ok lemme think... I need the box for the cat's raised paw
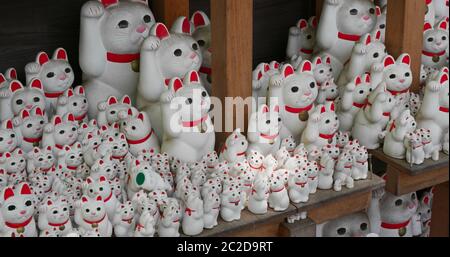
[81,1,105,18]
[142,37,161,51]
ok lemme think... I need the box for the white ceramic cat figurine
[333,150,354,191]
[404,131,426,165]
[220,185,243,222]
[0,79,47,123]
[42,114,78,152]
[0,120,19,155]
[252,61,281,107]
[14,107,45,153]
[268,62,318,142]
[56,143,84,178]
[38,196,73,237]
[371,6,386,42]
[316,79,339,105]
[381,109,417,159]
[203,190,220,229]
[83,176,119,221]
[56,86,89,123]
[112,201,135,237]
[120,109,160,156]
[0,68,18,122]
[368,188,421,237]
[158,198,182,237]
[317,154,335,190]
[220,128,248,164]
[416,68,449,149]
[337,31,386,87]
[318,211,372,237]
[134,210,155,237]
[137,20,203,141]
[352,82,396,149]
[248,176,270,215]
[287,17,317,60]
[268,174,289,211]
[311,55,333,88]
[0,183,37,237]
[74,195,113,237]
[417,190,433,237]
[288,167,310,203]
[281,136,297,156]
[25,48,74,114]
[0,149,27,185]
[80,0,155,118]
[247,150,265,175]
[316,0,377,77]
[306,161,319,193]
[160,74,214,163]
[182,191,204,236]
[301,102,339,153]
[247,105,282,156]
[422,21,449,69]
[97,95,136,127]
[191,11,212,94]
[26,146,56,176]
[351,145,369,180]
[371,54,412,98]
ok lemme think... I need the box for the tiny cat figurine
[220,129,248,164]
[371,54,413,97]
[337,32,386,87]
[268,62,318,142]
[301,102,339,153]
[246,150,265,175]
[80,0,155,118]
[306,161,319,193]
[0,183,37,237]
[83,176,119,221]
[315,0,377,77]
[351,145,369,180]
[137,19,203,141]
[119,109,160,156]
[160,74,215,163]
[268,174,289,211]
[56,86,89,123]
[334,131,350,149]
[74,195,113,237]
[417,189,434,237]
[220,185,243,222]
[26,146,56,176]
[203,190,220,229]
[316,79,339,105]
[281,136,297,156]
[248,176,270,214]
[333,150,354,191]
[0,149,27,185]
[0,68,18,122]
[288,167,310,203]
[191,11,212,94]
[38,196,73,237]
[134,210,155,237]
[25,48,74,114]
[317,153,336,190]
[42,114,78,152]
[352,82,396,149]
[381,109,417,159]
[90,154,117,180]
[371,6,386,42]
[0,120,19,155]
[404,131,426,165]
[368,188,421,237]
[422,20,449,70]
[416,67,449,149]
[0,79,47,123]
[318,212,371,237]
[112,201,136,237]
[158,198,182,237]
[55,143,84,178]
[311,56,333,88]
[286,17,317,60]
[14,107,45,153]
[203,151,219,174]
[336,75,373,132]
[247,105,282,156]
[182,191,204,236]
[127,159,169,199]
[252,61,281,107]
[97,95,136,127]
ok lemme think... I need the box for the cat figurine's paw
[354,43,367,55]
[24,62,41,75]
[81,1,105,18]
[326,0,341,6]
[142,36,161,52]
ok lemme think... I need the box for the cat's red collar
[74,113,87,122]
[440,106,449,113]
[127,130,154,145]
[260,132,279,140]
[83,214,106,226]
[229,200,240,206]
[381,219,410,229]
[249,163,263,171]
[185,208,196,216]
[319,133,335,140]
[106,52,140,63]
[5,216,33,229]
[338,32,361,42]
[23,136,42,144]
[103,192,113,203]
[285,104,313,114]
[300,48,313,55]
[122,217,133,224]
[389,122,396,132]
[270,186,285,193]
[388,88,410,96]
[353,101,366,108]
[295,181,307,187]
[182,115,208,128]
[422,50,446,57]
[48,219,69,228]
[45,91,65,98]
[55,142,75,150]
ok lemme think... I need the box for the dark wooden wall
[0,0,314,85]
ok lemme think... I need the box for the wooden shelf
[186,175,385,237]
[371,149,449,195]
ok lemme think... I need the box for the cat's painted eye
[73,102,78,107]
[25,200,32,207]
[306,35,312,40]
[53,210,58,214]
[266,120,271,125]
[85,209,90,213]
[411,193,416,200]
[291,86,299,93]
[380,24,386,29]
[360,223,368,231]
[33,97,40,102]
[395,199,403,206]
[310,82,315,89]
[389,74,396,79]
[185,98,193,105]
[131,126,136,130]
[359,90,364,94]
[0,137,3,142]
[369,8,375,14]
[65,68,71,74]
[59,130,65,134]
[118,20,129,29]
[27,124,33,128]
[47,72,55,78]
[349,9,358,15]
[319,70,324,74]
[38,158,44,161]
[143,15,152,23]
[174,49,183,57]
[202,91,207,97]
[10,134,15,138]
[405,72,410,77]
[198,40,206,47]
[7,205,16,211]
[15,99,23,105]
[442,36,447,41]
[427,37,434,42]
[373,52,379,58]
[192,43,199,51]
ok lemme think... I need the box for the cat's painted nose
[190,53,197,59]
[20,210,26,215]
[59,74,67,81]
[136,25,147,34]
[362,15,370,21]
[399,79,406,83]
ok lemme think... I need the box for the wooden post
[151,0,190,28]
[431,182,449,237]
[316,0,324,18]
[385,0,426,93]
[211,0,253,149]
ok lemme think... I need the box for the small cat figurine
[333,150,354,192]
[248,176,270,215]
[220,185,243,222]
[74,195,113,237]
[0,183,37,237]
[422,21,449,69]
[14,107,45,153]
[80,0,155,118]
[25,48,74,114]
[286,17,317,60]
[97,95,136,127]
[381,109,417,159]
[404,131,425,165]
[318,212,371,237]
[42,114,78,152]
[56,143,84,178]
[288,167,310,203]
[316,79,339,105]
[252,61,281,107]
[0,120,19,155]
[112,201,136,237]
[0,149,27,185]
[83,176,119,221]
[182,191,204,236]
[137,19,203,141]
[371,54,412,97]
[268,174,289,211]
[26,146,56,176]
[351,145,369,180]
[56,86,89,123]
[38,196,73,237]
[157,198,182,237]
[247,105,282,156]
[203,190,220,229]
[219,129,248,164]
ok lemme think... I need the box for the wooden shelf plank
[279,218,317,237]
[190,175,384,237]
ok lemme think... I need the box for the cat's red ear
[21,110,30,119]
[138,112,144,122]
[135,160,140,166]
[375,30,381,41]
[383,55,395,67]
[282,64,295,78]
[297,19,308,30]
[171,78,183,92]
[99,176,106,182]
[5,120,13,130]
[264,64,270,72]
[64,145,71,152]
[364,74,371,83]
[54,116,62,125]
[423,196,430,205]
[440,73,449,85]
[100,0,119,8]
[47,200,53,206]
[399,54,410,66]
[96,195,103,202]
[438,20,448,31]
[152,23,170,40]
[171,16,192,35]
[9,81,23,93]
[76,86,85,95]
[261,105,269,113]
[274,105,280,113]
[0,73,5,84]
[20,183,32,195]
[30,79,43,90]
[127,108,133,116]
[46,146,52,151]
[67,89,74,97]
[81,196,88,203]
[310,16,318,28]
[191,11,210,28]
[67,113,75,122]
[314,57,322,66]
[37,52,50,65]
[257,71,263,81]
[325,56,331,65]
[122,95,131,105]
[54,48,68,61]
[3,187,14,201]
[7,68,17,80]
[188,70,200,83]
[423,22,433,32]
[299,60,312,73]
[376,6,381,16]
[329,102,335,112]
[107,96,118,106]
[321,106,326,113]
[364,34,371,46]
